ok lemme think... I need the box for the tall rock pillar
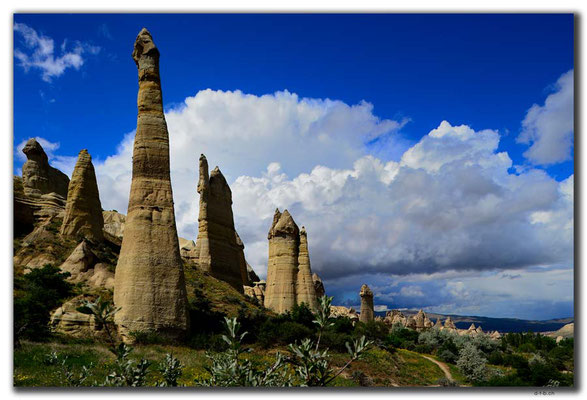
[296,227,318,310]
[113,28,188,341]
[359,284,374,323]
[60,149,104,242]
[194,154,244,292]
[264,209,299,313]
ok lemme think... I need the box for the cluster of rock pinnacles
[14,28,502,343]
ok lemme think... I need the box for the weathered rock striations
[21,138,69,199]
[359,284,374,323]
[113,28,188,341]
[60,150,104,242]
[296,227,318,310]
[264,209,300,313]
[193,154,244,292]
[313,273,325,299]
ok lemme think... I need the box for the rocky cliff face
[296,227,318,310]
[21,138,69,199]
[60,150,104,242]
[113,28,188,341]
[359,284,374,323]
[193,154,244,292]
[265,209,300,313]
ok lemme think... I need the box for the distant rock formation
[406,315,417,329]
[444,317,457,330]
[265,209,300,313]
[330,306,359,322]
[193,154,244,292]
[313,273,325,299]
[359,284,374,323]
[113,28,188,341]
[383,310,407,327]
[60,150,104,242]
[296,227,318,310]
[434,318,443,329]
[21,138,70,199]
[490,330,502,340]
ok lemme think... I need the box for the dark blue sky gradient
[14,13,574,179]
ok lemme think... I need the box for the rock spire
[60,149,104,242]
[21,138,70,199]
[296,227,318,310]
[359,284,374,323]
[264,209,300,313]
[193,154,244,292]
[113,28,188,341]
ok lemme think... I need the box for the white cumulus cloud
[518,70,574,165]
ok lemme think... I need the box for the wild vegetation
[13,261,573,387]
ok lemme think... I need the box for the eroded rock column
[296,227,318,310]
[194,154,244,292]
[359,284,374,323]
[60,150,104,242]
[113,28,188,341]
[264,209,299,313]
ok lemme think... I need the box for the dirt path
[421,355,453,382]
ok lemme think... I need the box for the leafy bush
[457,343,488,383]
[14,264,74,343]
[438,349,458,364]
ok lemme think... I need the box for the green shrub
[129,330,166,345]
[14,264,74,343]
[457,343,488,383]
[438,349,458,364]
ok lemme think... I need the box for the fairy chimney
[113,28,189,341]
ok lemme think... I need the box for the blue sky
[13,14,574,320]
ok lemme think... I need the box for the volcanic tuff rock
[264,210,320,312]
[359,284,374,323]
[60,150,104,242]
[313,273,325,299]
[296,227,318,310]
[444,317,457,330]
[434,318,443,329]
[113,28,188,341]
[21,138,69,199]
[330,306,359,322]
[193,154,244,292]
[50,295,111,339]
[59,240,115,290]
[103,210,126,239]
[265,209,300,313]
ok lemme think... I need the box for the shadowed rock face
[312,273,325,299]
[265,209,300,313]
[194,154,244,292]
[296,227,318,310]
[60,150,104,242]
[113,28,188,341]
[359,284,374,323]
[21,138,70,199]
